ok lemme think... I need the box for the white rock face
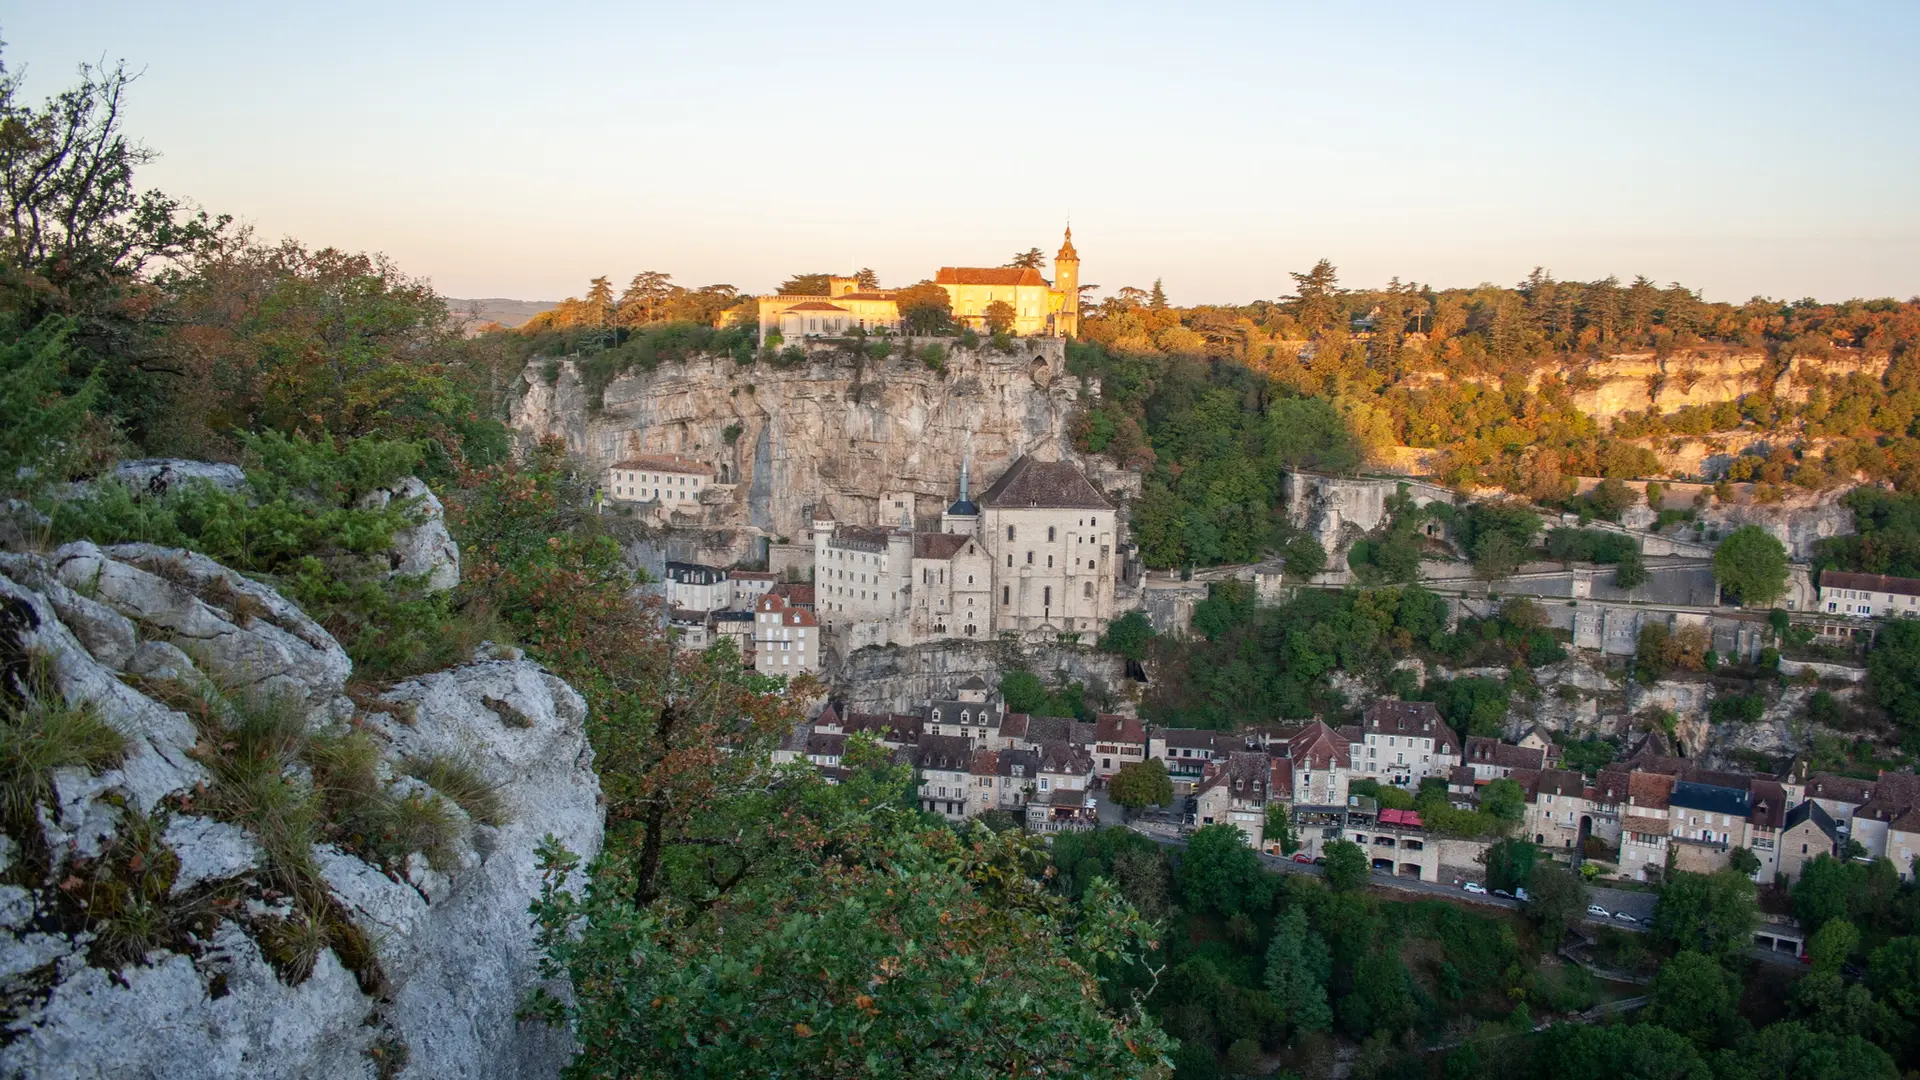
[0,545,603,1080]
[360,476,462,593]
[114,458,248,496]
[511,344,1138,541]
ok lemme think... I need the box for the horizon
[6,2,1918,306]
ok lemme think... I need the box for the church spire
[1056,225,1077,262]
[958,447,971,503]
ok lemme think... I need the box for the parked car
[1312,856,1326,866]
[1587,904,1611,919]
[1492,888,1514,899]
[1515,887,1531,902]
[1292,853,1312,864]
[1463,882,1487,894]
[1613,912,1637,924]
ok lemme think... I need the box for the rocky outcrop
[837,637,1130,714]
[511,342,1138,542]
[0,542,601,1079]
[114,459,248,496]
[359,477,461,593]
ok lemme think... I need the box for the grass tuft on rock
[0,653,128,845]
[401,753,506,827]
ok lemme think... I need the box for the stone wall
[835,637,1131,714]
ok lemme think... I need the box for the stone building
[1357,700,1461,788]
[605,453,714,513]
[755,229,1083,340]
[664,561,730,612]
[753,593,818,677]
[976,456,1118,637]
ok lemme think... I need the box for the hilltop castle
[757,227,1081,341]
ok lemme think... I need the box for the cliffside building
[755,229,1084,341]
[811,453,1118,648]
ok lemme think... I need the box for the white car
[1587,904,1611,919]
[1515,887,1531,902]
[1462,882,1487,894]
[1613,912,1638,924]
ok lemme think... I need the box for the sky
[5,2,1918,306]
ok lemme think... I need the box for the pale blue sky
[5,2,1916,305]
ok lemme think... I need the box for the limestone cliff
[510,340,1138,543]
[0,540,600,1079]
[837,638,1131,714]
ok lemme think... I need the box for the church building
[756,228,1082,341]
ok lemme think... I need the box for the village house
[1778,800,1841,881]
[752,593,818,677]
[1091,714,1148,777]
[1358,700,1461,788]
[1196,751,1274,847]
[604,454,714,516]
[1619,771,1677,880]
[1818,571,1920,618]
[663,561,730,612]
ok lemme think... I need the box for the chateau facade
[812,453,1118,646]
[757,228,1082,341]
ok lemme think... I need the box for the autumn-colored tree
[984,299,1016,335]
[616,270,674,326]
[896,280,953,335]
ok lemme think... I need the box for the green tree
[0,317,95,494]
[1728,845,1762,877]
[1286,259,1343,335]
[1109,758,1173,812]
[999,670,1050,714]
[1806,918,1859,974]
[1644,950,1740,1047]
[1652,869,1757,961]
[530,802,1172,1077]
[1792,856,1859,934]
[1099,610,1155,661]
[895,280,954,335]
[1264,804,1298,853]
[1525,863,1587,948]
[1149,279,1169,309]
[1281,534,1328,579]
[854,267,879,289]
[1322,838,1369,892]
[1714,525,1790,606]
[1007,248,1045,270]
[1613,547,1649,589]
[1715,1021,1898,1080]
[1482,838,1536,892]
[1528,1022,1708,1080]
[1868,619,1920,736]
[1179,823,1271,916]
[776,272,832,295]
[1480,778,1527,827]
[1263,906,1333,1037]
[984,300,1016,335]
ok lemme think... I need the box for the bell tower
[1053,226,1080,339]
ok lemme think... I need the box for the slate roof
[1362,700,1459,753]
[1748,779,1788,829]
[1047,788,1090,808]
[1465,737,1546,772]
[1537,769,1585,798]
[1025,715,1075,744]
[913,532,973,560]
[958,675,989,690]
[665,561,727,584]
[916,734,975,772]
[1786,799,1840,843]
[1806,774,1877,805]
[843,711,921,742]
[1036,741,1093,776]
[934,266,1049,287]
[1821,571,1920,597]
[1200,751,1272,798]
[997,747,1040,778]
[977,456,1112,511]
[1449,765,1478,788]
[806,732,847,758]
[929,698,1003,729]
[1671,779,1752,817]
[828,523,892,549]
[1159,727,1226,751]
[1856,772,1920,822]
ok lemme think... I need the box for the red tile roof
[1822,571,1920,597]
[934,266,1049,287]
[1095,714,1146,744]
[1288,721,1351,771]
[913,532,973,560]
[1627,771,1675,810]
[783,300,850,312]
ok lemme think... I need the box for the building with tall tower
[754,227,1084,341]
[1052,227,1080,339]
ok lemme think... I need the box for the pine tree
[1148,279,1168,309]
[1264,906,1333,1037]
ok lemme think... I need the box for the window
[1083,582,1093,598]
[1006,526,1015,541]
[1047,526,1056,541]
[1002,586,1010,604]
[1046,555,1053,568]
[1026,551,1034,565]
